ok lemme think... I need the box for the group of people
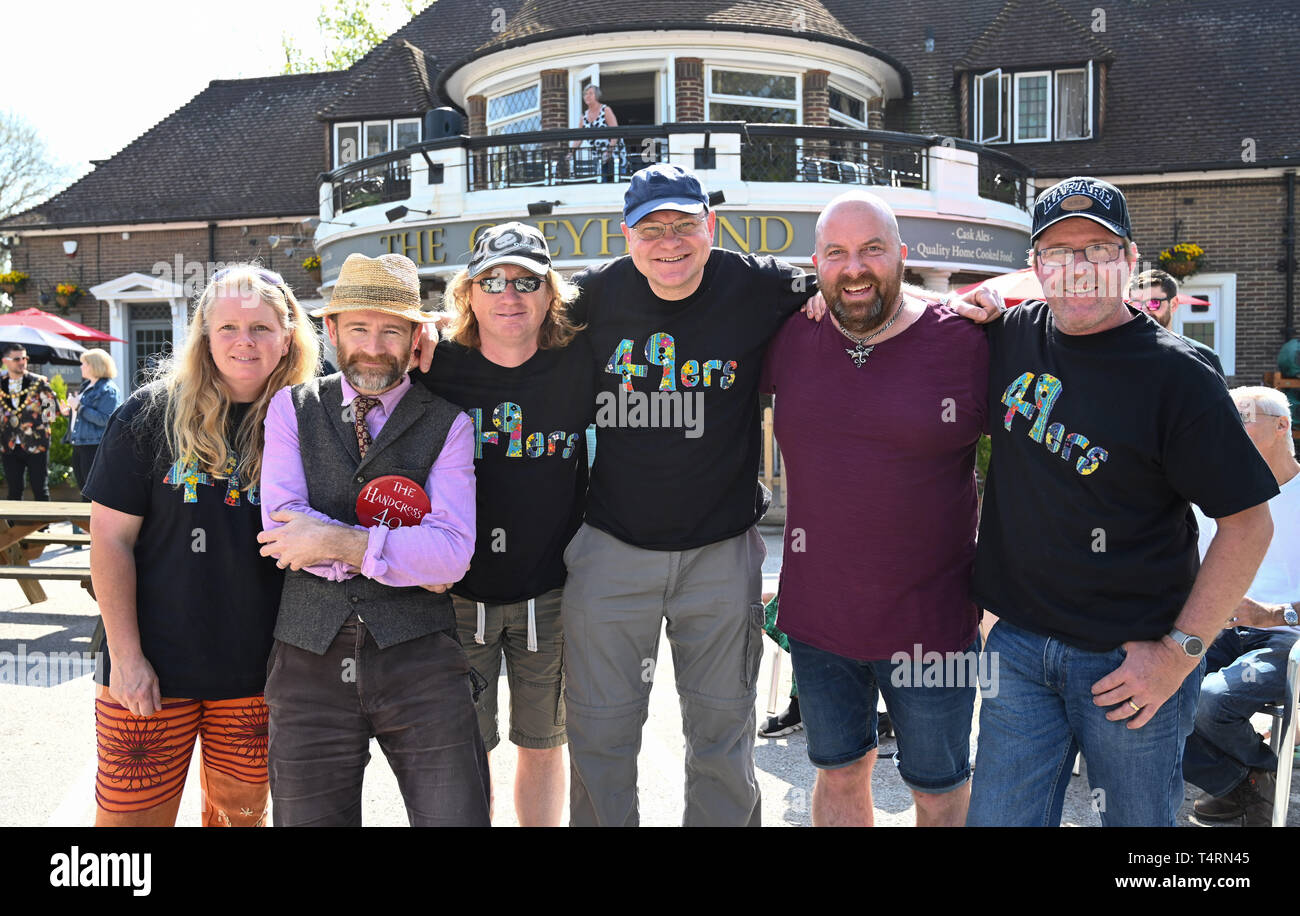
[84,161,1293,828]
[0,341,120,502]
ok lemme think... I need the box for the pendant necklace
[836,298,905,368]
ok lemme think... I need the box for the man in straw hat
[257,252,488,826]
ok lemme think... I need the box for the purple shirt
[261,374,476,588]
[761,300,989,659]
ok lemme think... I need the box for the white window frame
[486,80,542,135]
[974,69,1009,144]
[705,65,801,124]
[334,122,362,166]
[827,82,869,129]
[1053,63,1092,141]
[1174,272,1237,377]
[363,120,392,158]
[393,118,422,148]
[1013,71,1052,143]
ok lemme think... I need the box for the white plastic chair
[1269,639,1300,826]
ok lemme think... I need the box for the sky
[7,0,422,192]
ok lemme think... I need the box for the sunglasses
[477,276,543,294]
[212,267,286,287]
[1136,297,1170,311]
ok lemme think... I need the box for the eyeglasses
[477,276,543,294]
[1034,243,1124,268]
[630,216,707,242]
[212,266,286,287]
[4,355,27,362]
[1240,408,1283,424]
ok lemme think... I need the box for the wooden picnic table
[0,500,93,604]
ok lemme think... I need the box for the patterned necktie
[353,396,381,460]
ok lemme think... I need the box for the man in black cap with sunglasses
[967,176,1277,826]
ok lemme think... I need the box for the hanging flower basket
[1158,243,1204,279]
[54,283,83,313]
[302,254,322,285]
[0,271,29,295]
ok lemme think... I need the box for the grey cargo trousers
[561,522,767,826]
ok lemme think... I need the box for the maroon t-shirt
[762,300,989,659]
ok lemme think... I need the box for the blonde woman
[60,348,122,498]
[84,265,319,827]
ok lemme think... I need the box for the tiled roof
[955,0,1113,72]
[6,0,1295,230]
[2,71,348,229]
[316,40,433,120]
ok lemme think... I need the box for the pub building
[1,0,1295,392]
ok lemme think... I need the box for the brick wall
[466,95,486,137]
[803,70,829,126]
[540,69,568,131]
[676,58,704,121]
[3,221,322,335]
[1121,177,1289,387]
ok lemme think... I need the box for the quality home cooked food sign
[319,212,1027,280]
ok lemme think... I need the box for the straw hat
[310,253,437,323]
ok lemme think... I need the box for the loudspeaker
[424,107,465,138]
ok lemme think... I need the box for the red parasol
[0,307,125,342]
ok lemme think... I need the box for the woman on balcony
[84,265,319,827]
[572,84,621,182]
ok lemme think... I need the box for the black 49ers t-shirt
[414,338,594,603]
[84,387,284,699]
[973,301,1278,651]
[571,249,812,549]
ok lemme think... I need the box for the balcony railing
[465,126,670,191]
[321,123,1034,212]
[741,125,929,188]
[325,148,413,213]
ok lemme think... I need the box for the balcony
[315,122,1034,284]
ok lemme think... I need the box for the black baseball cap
[467,222,551,278]
[1031,176,1132,243]
[623,164,709,227]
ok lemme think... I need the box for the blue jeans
[1182,626,1299,797]
[968,619,1202,826]
[788,636,977,794]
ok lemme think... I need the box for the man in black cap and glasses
[967,176,1277,826]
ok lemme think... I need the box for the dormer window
[975,63,1093,144]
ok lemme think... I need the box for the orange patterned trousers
[94,685,269,827]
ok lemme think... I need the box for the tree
[282,0,434,74]
[0,111,71,221]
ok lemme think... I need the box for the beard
[825,261,905,335]
[339,345,407,393]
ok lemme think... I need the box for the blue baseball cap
[623,164,709,228]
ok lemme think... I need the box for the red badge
[355,475,431,528]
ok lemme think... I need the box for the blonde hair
[147,265,320,489]
[80,348,117,379]
[441,267,584,350]
[1232,385,1295,457]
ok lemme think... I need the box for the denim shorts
[788,635,978,794]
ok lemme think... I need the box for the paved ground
[2,524,1295,827]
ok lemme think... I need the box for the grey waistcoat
[273,374,464,654]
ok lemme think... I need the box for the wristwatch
[1281,605,1299,627]
[1168,627,1207,659]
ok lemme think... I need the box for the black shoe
[759,698,802,737]
[1193,769,1275,826]
[878,709,893,738]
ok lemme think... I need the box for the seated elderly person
[1186,385,1300,825]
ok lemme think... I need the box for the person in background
[0,343,58,500]
[570,84,621,183]
[61,348,122,499]
[1129,268,1224,379]
[85,265,319,827]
